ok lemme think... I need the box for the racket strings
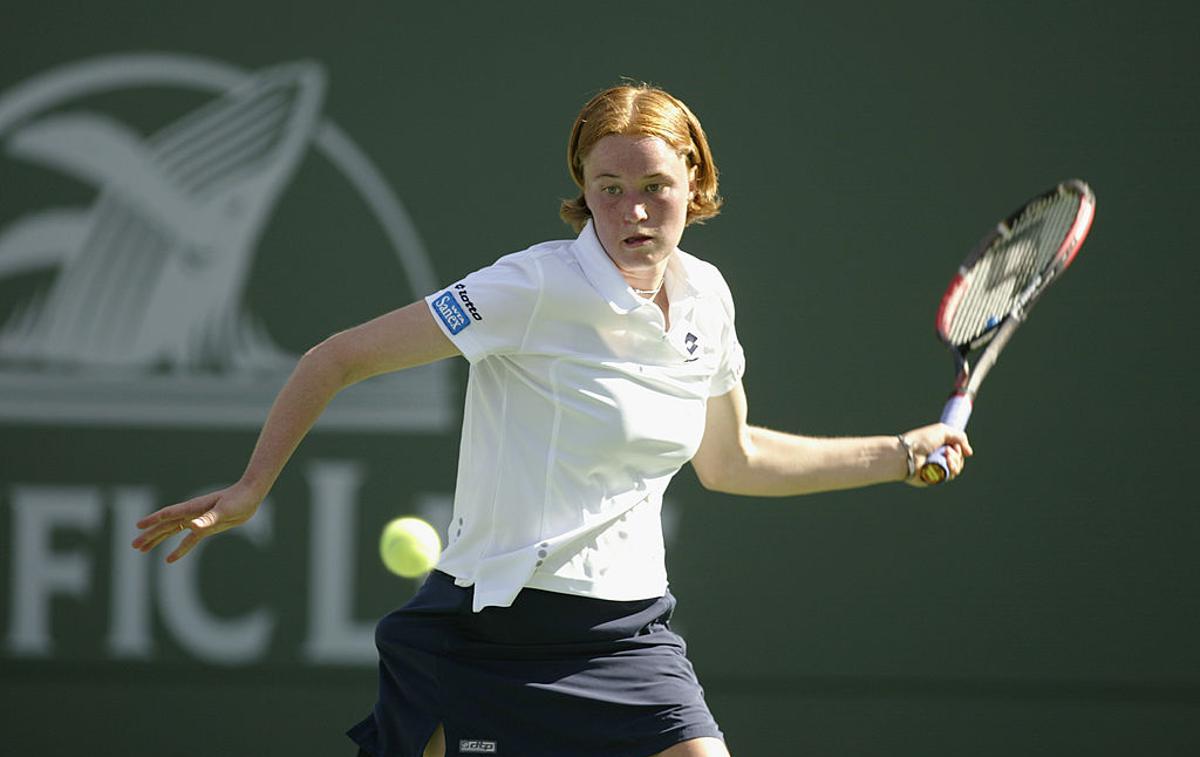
[945,192,1081,346]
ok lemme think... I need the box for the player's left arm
[689,381,973,496]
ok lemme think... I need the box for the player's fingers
[134,493,220,530]
[947,447,964,478]
[135,512,232,560]
[132,497,222,552]
[132,522,174,552]
[132,519,193,553]
[166,529,204,563]
[944,427,973,457]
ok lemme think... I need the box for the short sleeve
[707,272,746,397]
[425,252,543,363]
[709,321,746,396]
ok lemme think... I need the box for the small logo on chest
[684,332,700,361]
[460,739,498,753]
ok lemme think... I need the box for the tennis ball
[379,517,441,578]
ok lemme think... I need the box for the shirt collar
[572,220,701,314]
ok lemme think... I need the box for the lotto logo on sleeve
[454,283,484,321]
[432,290,471,334]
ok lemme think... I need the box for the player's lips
[622,234,654,247]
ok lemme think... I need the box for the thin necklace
[631,280,664,299]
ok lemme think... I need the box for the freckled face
[581,134,694,282]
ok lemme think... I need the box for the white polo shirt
[424,221,745,611]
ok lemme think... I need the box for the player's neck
[620,262,669,298]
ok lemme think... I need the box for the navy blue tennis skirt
[347,570,723,756]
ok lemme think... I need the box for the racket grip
[919,394,973,485]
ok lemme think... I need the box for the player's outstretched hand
[901,423,974,487]
[131,482,264,562]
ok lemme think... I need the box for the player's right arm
[132,301,459,562]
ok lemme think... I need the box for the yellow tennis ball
[379,517,441,578]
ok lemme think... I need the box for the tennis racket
[920,179,1096,484]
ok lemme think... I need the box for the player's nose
[624,201,648,223]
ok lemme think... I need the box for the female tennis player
[133,84,971,757]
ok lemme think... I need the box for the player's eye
[645,183,663,193]
[602,185,621,196]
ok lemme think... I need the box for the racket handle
[919,393,973,485]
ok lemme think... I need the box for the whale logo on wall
[0,53,451,430]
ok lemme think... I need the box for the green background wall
[2,2,1197,755]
